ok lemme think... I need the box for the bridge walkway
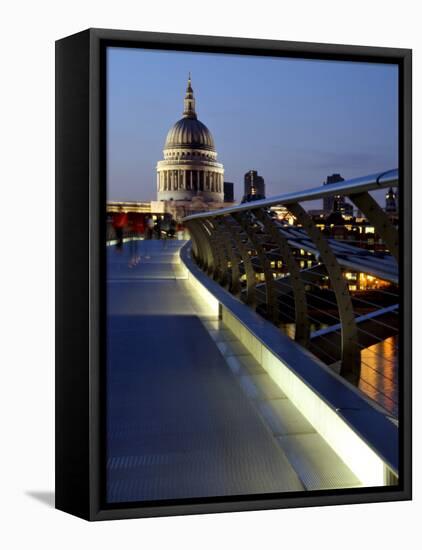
[106,239,361,503]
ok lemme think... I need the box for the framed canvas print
[55,28,412,520]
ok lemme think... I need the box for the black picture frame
[55,28,412,521]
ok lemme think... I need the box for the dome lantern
[183,73,197,119]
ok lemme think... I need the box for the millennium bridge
[106,169,399,503]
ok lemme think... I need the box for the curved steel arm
[233,211,279,323]
[348,191,399,263]
[212,218,241,295]
[187,220,215,275]
[255,210,310,345]
[203,218,229,285]
[186,221,204,268]
[221,215,257,307]
[288,202,361,383]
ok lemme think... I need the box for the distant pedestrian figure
[161,215,171,235]
[161,216,171,248]
[176,222,185,240]
[155,217,162,240]
[168,219,176,239]
[112,206,128,249]
[128,215,144,267]
[146,216,154,240]
[133,215,145,239]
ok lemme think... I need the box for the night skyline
[104,43,402,506]
[107,47,398,203]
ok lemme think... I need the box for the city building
[335,198,354,216]
[323,173,344,212]
[322,173,353,215]
[385,187,398,214]
[242,170,265,202]
[156,75,224,203]
[224,181,235,203]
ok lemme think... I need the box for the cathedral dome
[156,75,224,204]
[164,117,215,151]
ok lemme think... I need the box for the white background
[0,1,420,548]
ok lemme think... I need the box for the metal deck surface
[107,239,361,503]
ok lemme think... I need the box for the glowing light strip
[222,309,386,487]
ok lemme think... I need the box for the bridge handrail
[182,169,398,222]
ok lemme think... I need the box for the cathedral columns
[157,168,224,197]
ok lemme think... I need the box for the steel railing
[183,169,399,410]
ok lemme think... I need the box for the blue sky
[107,47,398,204]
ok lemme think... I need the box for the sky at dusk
[107,47,398,204]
